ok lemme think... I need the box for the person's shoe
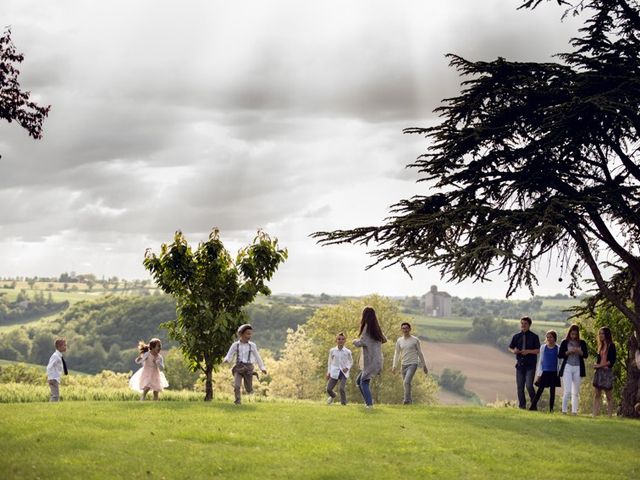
[571,412,578,416]
[327,396,334,405]
[365,405,373,409]
[529,404,538,411]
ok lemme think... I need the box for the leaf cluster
[0,28,50,154]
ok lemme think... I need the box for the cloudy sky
[0,0,585,299]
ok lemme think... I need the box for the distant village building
[422,285,451,317]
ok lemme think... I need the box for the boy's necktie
[61,356,68,375]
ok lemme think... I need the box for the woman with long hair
[353,307,387,408]
[558,324,589,415]
[592,326,617,417]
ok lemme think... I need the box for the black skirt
[536,370,561,388]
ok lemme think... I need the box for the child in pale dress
[129,338,169,400]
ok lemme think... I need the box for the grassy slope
[0,401,638,479]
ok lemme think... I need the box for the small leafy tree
[0,28,50,157]
[163,347,200,390]
[439,368,467,395]
[143,229,287,401]
[269,326,322,399]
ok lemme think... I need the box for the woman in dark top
[558,324,589,415]
[592,326,617,417]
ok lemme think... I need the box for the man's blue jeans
[356,372,373,406]
[516,367,536,409]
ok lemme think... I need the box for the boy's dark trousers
[326,371,347,405]
[232,362,254,404]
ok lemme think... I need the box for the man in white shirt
[223,324,267,405]
[326,332,353,405]
[392,322,428,404]
[46,338,68,402]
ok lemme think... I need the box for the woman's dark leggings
[531,384,555,411]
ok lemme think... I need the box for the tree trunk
[619,330,640,417]
[204,364,214,402]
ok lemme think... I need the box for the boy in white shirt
[223,324,267,405]
[392,322,428,404]
[46,338,68,402]
[326,332,353,405]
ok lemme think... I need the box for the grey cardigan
[353,326,387,381]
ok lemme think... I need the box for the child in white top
[326,332,353,405]
[129,338,169,401]
[46,338,68,402]
[223,324,267,405]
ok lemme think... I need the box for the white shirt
[224,341,265,371]
[46,350,65,381]
[392,335,426,369]
[327,346,353,379]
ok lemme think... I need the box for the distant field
[0,282,157,302]
[539,297,582,309]
[409,314,471,342]
[423,342,516,404]
[0,286,105,305]
[409,313,567,344]
[501,318,570,332]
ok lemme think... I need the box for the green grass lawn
[0,401,638,479]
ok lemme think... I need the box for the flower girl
[129,338,169,400]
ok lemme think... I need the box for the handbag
[592,367,614,390]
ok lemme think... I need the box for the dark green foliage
[466,316,517,349]
[245,302,316,355]
[439,368,467,394]
[0,329,31,361]
[0,27,50,157]
[29,332,57,365]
